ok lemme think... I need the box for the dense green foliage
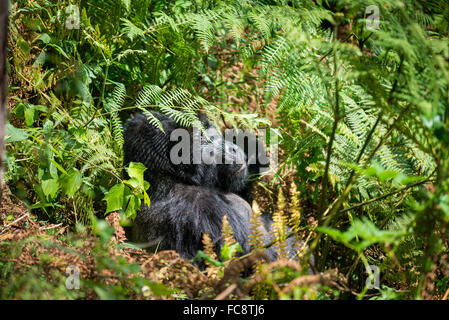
[2,0,449,299]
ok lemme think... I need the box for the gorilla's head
[197,114,249,192]
[123,112,248,192]
[222,129,270,202]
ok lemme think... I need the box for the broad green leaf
[143,191,150,206]
[35,33,51,44]
[60,169,83,197]
[41,179,60,199]
[124,194,140,221]
[124,177,140,189]
[104,184,125,214]
[126,162,147,187]
[220,242,243,261]
[50,160,67,175]
[49,160,59,179]
[18,37,30,57]
[24,104,36,127]
[19,104,48,127]
[5,124,28,142]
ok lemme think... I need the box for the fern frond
[108,83,126,149]
[271,188,289,259]
[135,85,165,132]
[190,14,215,53]
[261,36,290,73]
[136,85,162,107]
[222,10,245,45]
[221,215,236,247]
[121,18,145,41]
[248,10,272,40]
[249,201,265,251]
[202,233,217,261]
[288,182,301,234]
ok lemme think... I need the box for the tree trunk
[0,0,9,198]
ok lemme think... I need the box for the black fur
[223,130,271,203]
[123,111,281,263]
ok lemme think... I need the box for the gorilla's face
[123,112,248,192]
[197,118,248,192]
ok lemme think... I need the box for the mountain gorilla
[123,111,291,263]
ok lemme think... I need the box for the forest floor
[1,180,327,299]
[0,183,215,299]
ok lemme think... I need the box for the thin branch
[340,175,434,214]
[0,211,30,235]
[83,61,110,129]
[0,0,7,198]
[214,283,237,300]
[318,22,341,217]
